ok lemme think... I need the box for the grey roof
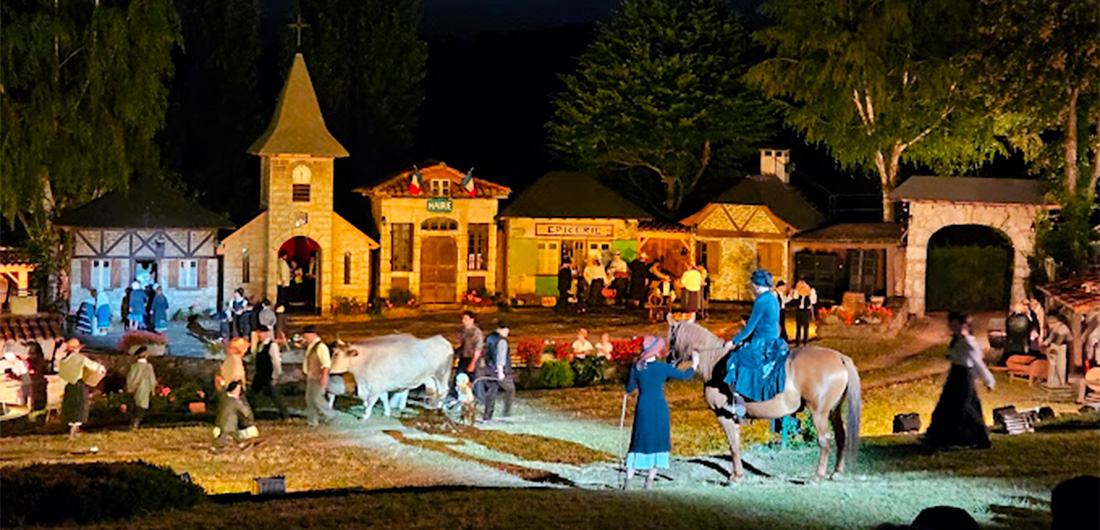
[499,172,652,219]
[792,223,904,244]
[56,179,233,229]
[712,175,823,231]
[248,54,349,157]
[890,176,1046,204]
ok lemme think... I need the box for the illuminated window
[391,223,413,272]
[421,217,458,231]
[430,179,451,197]
[536,241,559,275]
[242,252,251,284]
[179,259,198,288]
[292,184,311,202]
[91,260,111,290]
[344,252,352,285]
[467,224,489,271]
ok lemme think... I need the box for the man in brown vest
[301,325,335,426]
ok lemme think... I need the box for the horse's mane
[673,320,725,351]
[669,320,726,379]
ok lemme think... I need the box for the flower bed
[117,331,168,356]
[815,299,908,339]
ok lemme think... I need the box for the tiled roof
[0,248,34,266]
[792,223,905,244]
[356,162,511,199]
[499,172,652,219]
[890,176,1046,205]
[710,175,824,231]
[1037,273,1100,313]
[55,179,233,229]
[0,314,64,342]
[249,54,349,157]
[638,220,691,233]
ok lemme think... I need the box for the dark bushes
[0,461,205,527]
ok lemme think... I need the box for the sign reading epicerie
[535,223,614,238]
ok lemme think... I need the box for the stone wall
[903,201,1040,316]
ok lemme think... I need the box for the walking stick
[617,392,629,489]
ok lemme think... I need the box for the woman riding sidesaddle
[721,269,789,420]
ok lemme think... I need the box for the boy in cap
[481,320,515,422]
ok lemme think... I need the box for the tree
[1,0,180,300]
[292,0,428,177]
[747,0,1007,221]
[547,0,775,214]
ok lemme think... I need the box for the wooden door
[420,237,457,303]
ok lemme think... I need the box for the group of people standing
[276,250,317,309]
[555,251,711,315]
[454,311,515,422]
[75,282,169,336]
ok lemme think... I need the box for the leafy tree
[747,0,1007,221]
[548,0,775,214]
[1,0,180,300]
[291,0,428,176]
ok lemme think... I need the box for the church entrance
[279,236,321,313]
[420,237,457,303]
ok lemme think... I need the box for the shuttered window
[391,223,413,272]
[179,259,198,288]
[467,224,489,271]
[91,260,111,290]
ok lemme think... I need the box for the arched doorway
[420,237,457,303]
[279,236,321,313]
[925,225,1013,312]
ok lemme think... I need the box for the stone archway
[925,225,1014,312]
[904,201,1040,316]
[279,236,321,313]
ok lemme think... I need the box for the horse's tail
[842,354,862,465]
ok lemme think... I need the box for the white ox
[327,334,453,420]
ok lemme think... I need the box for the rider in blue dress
[722,269,789,420]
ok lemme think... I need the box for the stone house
[56,179,232,317]
[355,162,511,303]
[220,53,378,314]
[498,172,651,302]
[789,223,907,304]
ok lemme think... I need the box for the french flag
[409,165,424,195]
[462,167,476,197]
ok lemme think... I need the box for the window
[421,217,458,231]
[292,184,311,202]
[344,252,352,285]
[430,179,450,197]
[695,241,709,267]
[179,259,198,288]
[467,223,489,271]
[242,252,251,284]
[536,241,560,275]
[391,223,413,272]
[92,260,111,290]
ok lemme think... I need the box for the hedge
[926,245,1011,312]
[0,461,205,527]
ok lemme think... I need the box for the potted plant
[118,330,168,357]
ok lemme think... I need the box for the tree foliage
[292,0,428,176]
[747,0,1007,221]
[548,0,775,214]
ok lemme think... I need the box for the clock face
[292,164,312,184]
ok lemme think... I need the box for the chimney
[760,149,791,183]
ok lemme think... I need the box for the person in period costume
[791,279,817,347]
[572,328,594,358]
[923,312,995,451]
[774,281,791,341]
[215,337,249,393]
[454,373,478,425]
[1,350,32,407]
[722,269,790,420]
[248,325,288,420]
[58,339,104,439]
[680,266,703,316]
[229,288,248,337]
[698,264,710,319]
[302,325,336,426]
[608,252,630,306]
[212,380,258,451]
[1001,302,1034,365]
[127,281,147,331]
[623,336,697,490]
[274,304,288,343]
[121,286,132,330]
[1027,298,1045,353]
[482,321,516,422]
[26,342,49,411]
[150,286,169,333]
[276,250,291,307]
[76,291,95,335]
[595,333,614,360]
[126,346,157,429]
[1043,314,1072,388]
[556,259,575,313]
[583,258,610,309]
[456,310,484,380]
[628,252,651,308]
[94,289,111,335]
[143,283,156,330]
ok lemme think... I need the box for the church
[220,54,378,315]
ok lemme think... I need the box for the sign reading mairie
[426,198,453,213]
[535,223,614,237]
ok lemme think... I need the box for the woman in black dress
[923,312,996,450]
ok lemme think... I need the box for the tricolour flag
[462,167,475,197]
[409,165,424,195]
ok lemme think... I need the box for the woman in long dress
[94,289,111,335]
[128,281,147,331]
[151,286,169,332]
[623,335,696,490]
[76,291,95,335]
[722,268,789,419]
[923,311,995,450]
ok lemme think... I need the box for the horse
[666,314,862,483]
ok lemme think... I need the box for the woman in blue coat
[624,335,697,490]
[722,269,789,419]
[151,286,169,332]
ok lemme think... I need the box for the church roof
[890,176,1046,205]
[356,162,511,199]
[248,53,349,157]
[499,172,652,220]
[56,179,233,229]
[702,174,823,231]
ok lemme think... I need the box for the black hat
[301,324,318,334]
[496,320,509,330]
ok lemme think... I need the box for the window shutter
[168,260,178,288]
[82,260,92,289]
[111,259,125,288]
[197,259,208,288]
[707,242,721,276]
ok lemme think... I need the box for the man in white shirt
[607,252,630,306]
[681,266,703,316]
[301,326,335,426]
[792,280,818,347]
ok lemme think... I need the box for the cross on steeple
[289,13,310,49]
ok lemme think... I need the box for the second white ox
[327,333,453,420]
